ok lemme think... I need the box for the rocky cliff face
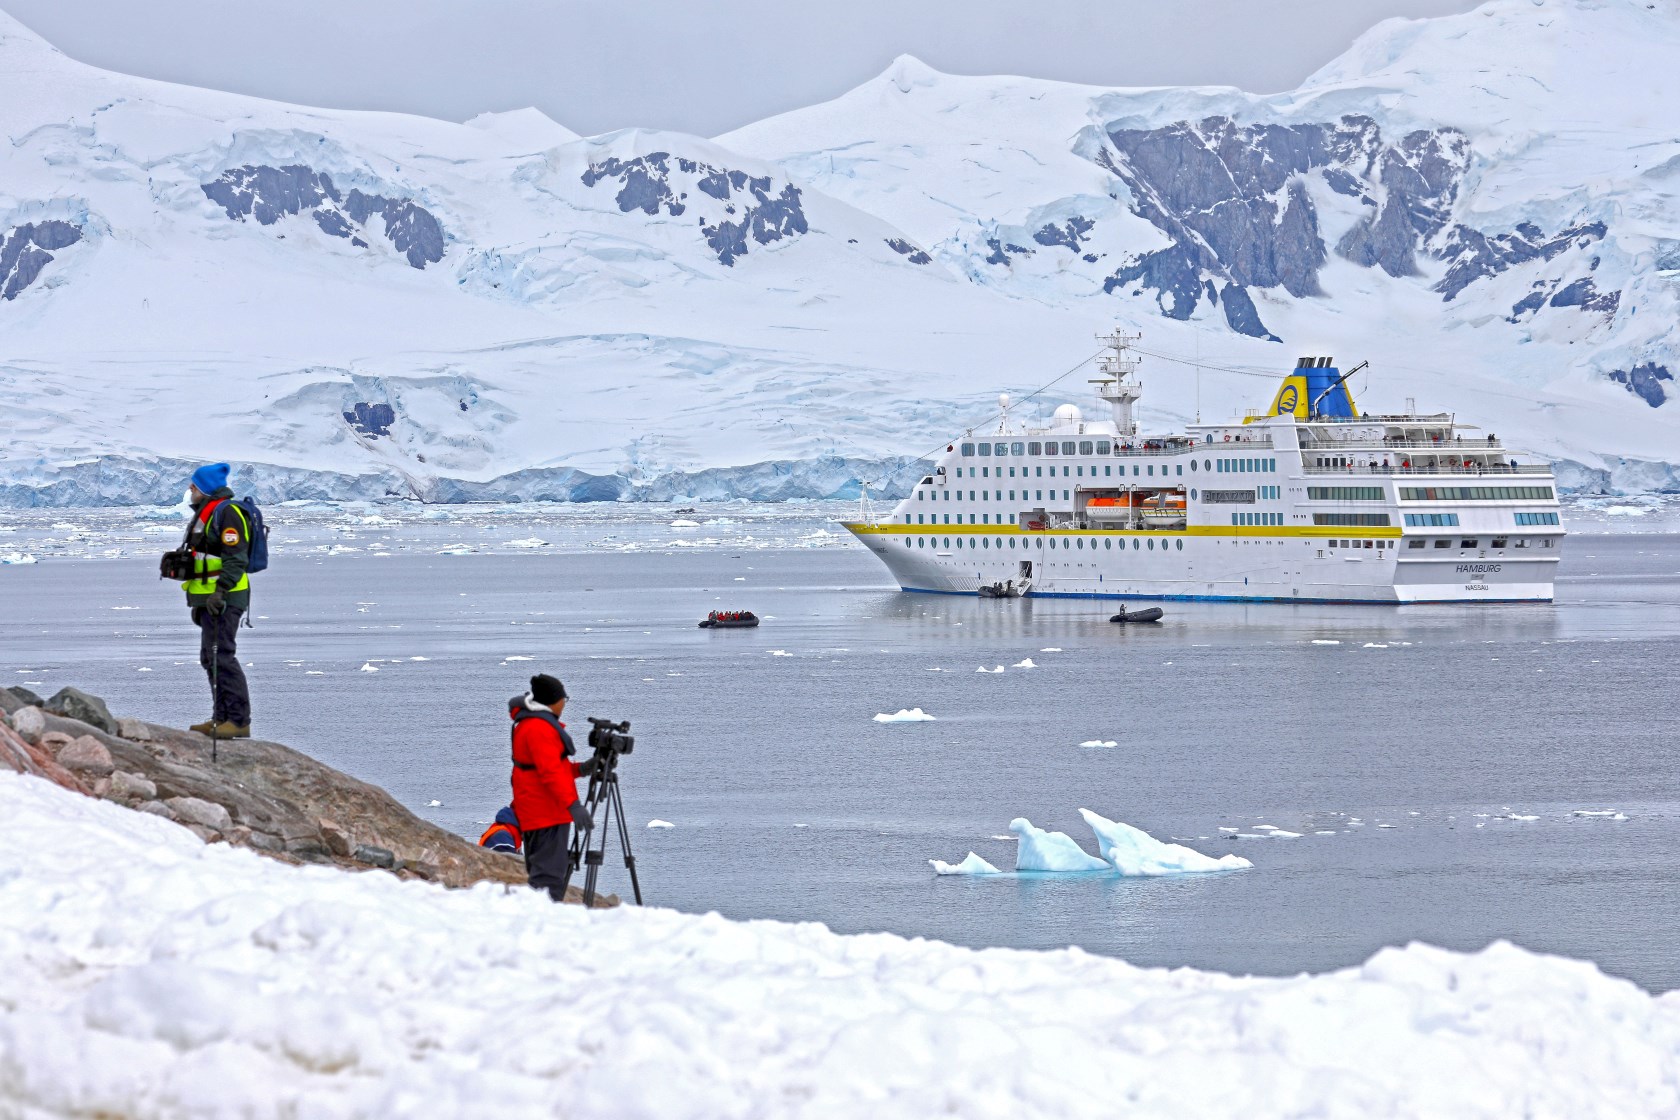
[202,165,446,269]
[1,219,82,299]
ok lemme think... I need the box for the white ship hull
[845,525,1557,604]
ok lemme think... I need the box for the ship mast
[1092,329,1142,437]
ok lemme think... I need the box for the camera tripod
[561,751,643,907]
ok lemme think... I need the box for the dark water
[5,530,1680,991]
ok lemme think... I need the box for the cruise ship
[844,332,1563,603]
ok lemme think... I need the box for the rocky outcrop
[1,219,83,300]
[44,686,116,734]
[581,153,809,266]
[0,686,610,904]
[200,165,446,269]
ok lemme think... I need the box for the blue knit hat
[190,462,230,493]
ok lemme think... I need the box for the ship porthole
[1132,539,1140,550]
[1176,539,1183,551]
[982,538,989,549]
[956,538,964,549]
[1076,538,1085,549]
[1009,538,1016,549]
[1148,539,1155,550]
[917,537,924,547]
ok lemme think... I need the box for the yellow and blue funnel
[1259,356,1359,420]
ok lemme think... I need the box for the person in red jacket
[509,673,596,901]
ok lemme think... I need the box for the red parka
[509,699,584,831]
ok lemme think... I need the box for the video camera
[159,547,194,581]
[587,716,634,758]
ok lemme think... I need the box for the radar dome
[1052,404,1082,423]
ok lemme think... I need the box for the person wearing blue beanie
[176,463,254,739]
[190,462,230,494]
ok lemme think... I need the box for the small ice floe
[359,663,380,673]
[503,655,534,662]
[1080,809,1252,874]
[1495,812,1539,822]
[1363,643,1389,649]
[976,665,1005,673]
[1572,809,1629,820]
[990,835,1017,842]
[409,657,429,662]
[793,823,808,829]
[1377,823,1399,829]
[670,519,701,527]
[110,606,140,611]
[1218,827,1239,833]
[1311,639,1340,646]
[427,800,442,807]
[507,538,547,548]
[1078,739,1118,748]
[647,820,675,830]
[769,650,793,657]
[873,708,936,723]
[1010,818,1111,872]
[1314,830,1338,835]
[306,671,324,675]
[1012,658,1037,669]
[136,667,151,673]
[1247,826,1302,839]
[1039,647,1062,653]
[930,852,1001,876]
[437,545,476,555]
[1,553,38,565]
[923,667,944,672]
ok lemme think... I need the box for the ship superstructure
[844,332,1563,603]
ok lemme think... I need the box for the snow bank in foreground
[1080,808,1254,875]
[2,774,1678,1118]
[1009,817,1111,872]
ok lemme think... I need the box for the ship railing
[1300,464,1552,476]
[1300,438,1505,452]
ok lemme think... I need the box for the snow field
[4,773,1680,1117]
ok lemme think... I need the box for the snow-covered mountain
[3,0,1677,506]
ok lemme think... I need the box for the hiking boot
[212,722,251,739]
[189,718,219,735]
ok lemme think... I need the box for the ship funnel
[1265,355,1359,419]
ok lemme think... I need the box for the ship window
[1148,539,1155,550]
[1045,443,1059,456]
[1460,539,1478,548]
[1008,467,1015,478]
[956,538,964,548]
[1177,465,1183,476]
[1096,441,1111,454]
[1079,441,1094,455]
[1076,538,1083,549]
[1133,466,1140,476]
[1404,513,1458,526]
[1407,539,1424,549]
[1176,539,1183,550]
[917,514,924,524]
[1065,490,1071,500]
[1029,442,1042,455]
[1492,538,1508,548]
[1204,459,1211,471]
[1077,467,1083,477]
[979,444,992,456]
[1104,539,1112,549]
[1514,512,1560,526]
[1009,538,1016,548]
[961,444,975,456]
[1190,489,1197,500]
[995,443,1007,456]
[1062,442,1076,455]
[982,537,988,548]
[1190,460,1197,472]
[1312,513,1391,526]
[1433,539,1450,549]
[1104,466,1112,477]
[1012,442,1025,455]
[1132,539,1140,550]
[1035,467,1042,477]
[1009,490,1015,500]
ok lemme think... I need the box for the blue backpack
[232,497,270,573]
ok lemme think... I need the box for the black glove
[206,591,227,616]
[575,757,600,778]
[567,801,594,831]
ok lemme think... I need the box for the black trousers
[524,823,572,902]
[195,606,250,725]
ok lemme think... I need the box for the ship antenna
[1092,328,1142,437]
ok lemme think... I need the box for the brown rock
[318,818,353,857]
[116,718,155,742]
[39,731,73,754]
[108,770,158,802]
[8,706,46,744]
[164,796,233,832]
[184,823,222,843]
[58,736,115,777]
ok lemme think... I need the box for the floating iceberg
[873,708,935,723]
[1009,818,1111,872]
[1013,658,1037,668]
[1,553,38,565]
[647,820,675,830]
[1078,809,1252,875]
[1078,739,1118,748]
[358,663,380,673]
[929,852,1001,876]
[1311,639,1341,646]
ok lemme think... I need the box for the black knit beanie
[530,673,567,705]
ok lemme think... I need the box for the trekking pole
[210,623,220,765]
